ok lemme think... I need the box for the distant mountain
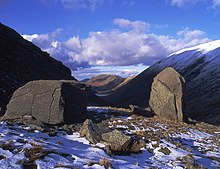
[0,22,75,115]
[86,74,125,94]
[112,75,135,91]
[81,78,90,83]
[105,40,220,125]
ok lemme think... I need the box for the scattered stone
[0,155,6,160]
[18,159,37,169]
[0,140,15,151]
[27,124,44,132]
[149,67,188,122]
[101,130,143,154]
[79,119,102,144]
[99,158,112,169]
[129,139,145,153]
[45,129,58,137]
[129,105,154,117]
[158,146,171,155]
[24,145,46,162]
[2,80,90,125]
[102,130,132,150]
[179,154,203,169]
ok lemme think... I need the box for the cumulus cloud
[22,29,89,71]
[113,18,150,32]
[22,18,210,78]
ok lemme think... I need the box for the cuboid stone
[2,80,90,125]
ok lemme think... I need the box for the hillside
[105,40,220,125]
[0,107,219,168]
[86,74,125,94]
[0,23,75,115]
[113,75,135,91]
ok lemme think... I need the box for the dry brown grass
[24,144,47,162]
[0,140,15,151]
[54,163,78,169]
[99,157,112,169]
[86,157,112,169]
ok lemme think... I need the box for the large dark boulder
[149,67,187,122]
[2,80,89,125]
[0,22,75,116]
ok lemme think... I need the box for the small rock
[101,130,144,154]
[0,155,6,160]
[102,130,132,150]
[99,158,112,169]
[129,105,154,117]
[130,139,145,153]
[17,159,37,169]
[23,161,37,169]
[80,119,102,144]
[180,154,203,169]
[158,146,171,155]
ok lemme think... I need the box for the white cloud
[23,18,210,78]
[113,18,149,32]
[170,0,206,7]
[64,36,82,52]
[73,64,147,80]
[212,0,220,8]
[170,0,220,9]
[43,0,106,11]
[22,34,39,41]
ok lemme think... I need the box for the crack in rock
[48,87,60,124]
[158,79,173,93]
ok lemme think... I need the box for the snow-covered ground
[0,106,219,169]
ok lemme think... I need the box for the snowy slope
[169,40,220,56]
[106,40,220,124]
[0,107,219,169]
[162,40,220,70]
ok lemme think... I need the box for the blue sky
[1,0,220,79]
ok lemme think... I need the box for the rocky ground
[0,106,219,169]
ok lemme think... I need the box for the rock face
[2,80,89,125]
[79,119,144,154]
[79,119,102,144]
[0,23,75,116]
[149,67,186,122]
[102,130,132,150]
[101,130,144,154]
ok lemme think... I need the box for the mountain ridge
[86,74,125,93]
